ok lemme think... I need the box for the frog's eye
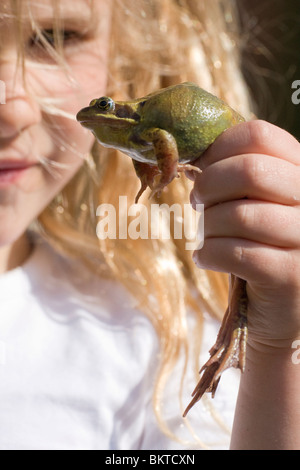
[94,97,115,112]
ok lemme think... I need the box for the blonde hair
[8,0,252,442]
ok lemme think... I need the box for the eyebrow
[33,16,96,35]
[23,1,97,32]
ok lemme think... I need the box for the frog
[76,82,243,203]
[76,82,248,416]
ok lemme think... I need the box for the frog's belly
[120,147,158,165]
[101,140,201,165]
[123,146,201,165]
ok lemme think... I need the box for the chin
[0,213,31,249]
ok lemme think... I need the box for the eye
[28,29,81,52]
[94,97,115,112]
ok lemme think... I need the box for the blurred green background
[238,0,300,140]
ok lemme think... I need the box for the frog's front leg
[140,128,201,199]
[141,128,179,199]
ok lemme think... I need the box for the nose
[0,62,42,142]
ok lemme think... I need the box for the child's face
[0,0,111,246]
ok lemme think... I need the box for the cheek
[68,54,109,106]
[26,55,105,160]
[50,115,95,163]
[27,48,109,116]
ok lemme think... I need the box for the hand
[189,120,300,351]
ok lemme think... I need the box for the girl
[0,0,300,450]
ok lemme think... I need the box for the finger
[204,200,300,248]
[192,237,296,285]
[196,120,300,170]
[190,153,300,208]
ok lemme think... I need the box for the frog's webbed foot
[149,175,176,200]
[132,161,160,203]
[183,275,248,417]
[132,158,177,202]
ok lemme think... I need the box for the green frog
[76,82,243,202]
[76,82,248,416]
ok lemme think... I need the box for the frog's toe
[135,183,148,203]
[148,185,163,200]
[133,161,160,203]
[177,163,202,174]
[149,173,176,199]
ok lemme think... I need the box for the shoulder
[24,235,159,347]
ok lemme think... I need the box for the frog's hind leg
[183,275,248,417]
[132,160,160,203]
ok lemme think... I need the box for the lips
[0,160,37,184]
[0,160,36,170]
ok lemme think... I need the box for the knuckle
[240,153,266,189]
[245,119,274,149]
[232,243,247,265]
[232,202,255,228]
[232,241,263,269]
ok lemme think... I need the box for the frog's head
[76,96,140,148]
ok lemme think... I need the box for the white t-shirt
[0,239,239,450]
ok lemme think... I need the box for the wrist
[245,337,299,368]
[239,339,300,410]
[231,338,300,449]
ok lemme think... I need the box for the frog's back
[140,82,243,161]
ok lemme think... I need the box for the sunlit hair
[6,0,253,445]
